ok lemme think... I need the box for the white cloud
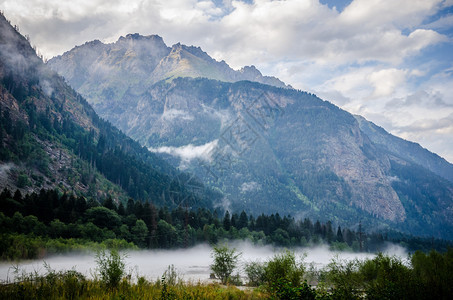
[339,0,440,28]
[394,113,453,162]
[368,68,407,98]
[161,109,194,121]
[313,63,453,163]
[240,181,261,193]
[3,0,445,65]
[148,140,218,164]
[425,14,453,30]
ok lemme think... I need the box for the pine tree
[238,211,248,229]
[337,226,344,242]
[223,210,231,231]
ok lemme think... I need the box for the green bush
[95,249,126,290]
[244,260,266,286]
[272,279,317,300]
[359,253,415,299]
[410,249,453,299]
[323,257,362,300]
[264,250,305,295]
[210,244,241,284]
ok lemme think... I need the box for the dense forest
[1,188,451,260]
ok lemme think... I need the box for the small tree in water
[210,244,241,284]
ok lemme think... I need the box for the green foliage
[16,173,31,188]
[264,250,305,297]
[360,253,415,300]
[323,257,363,300]
[160,275,177,300]
[312,250,453,300]
[95,249,126,290]
[244,261,266,287]
[271,279,317,300]
[85,207,121,230]
[1,187,452,260]
[211,244,242,284]
[0,265,88,300]
[0,232,136,261]
[162,264,180,286]
[410,249,453,299]
[131,219,149,247]
[0,233,44,260]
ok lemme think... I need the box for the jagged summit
[48,33,289,106]
[118,33,167,45]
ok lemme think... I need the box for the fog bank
[0,241,407,283]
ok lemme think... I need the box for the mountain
[47,33,288,109]
[0,13,216,208]
[47,35,453,239]
[355,115,453,183]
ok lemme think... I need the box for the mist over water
[0,242,407,283]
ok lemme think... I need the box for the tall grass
[0,269,268,299]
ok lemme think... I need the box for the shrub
[323,257,362,300]
[210,244,242,284]
[244,260,266,286]
[95,249,126,290]
[264,250,305,294]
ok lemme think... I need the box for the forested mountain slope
[0,13,216,209]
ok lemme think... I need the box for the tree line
[1,188,450,260]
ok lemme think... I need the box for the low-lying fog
[0,242,407,283]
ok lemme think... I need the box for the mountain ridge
[48,33,289,105]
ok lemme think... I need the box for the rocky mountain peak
[84,39,103,46]
[48,33,290,104]
[239,65,262,78]
[115,33,169,51]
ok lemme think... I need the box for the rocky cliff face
[47,35,453,238]
[355,115,453,184]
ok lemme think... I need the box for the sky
[1,0,453,163]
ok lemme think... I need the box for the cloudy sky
[1,0,453,163]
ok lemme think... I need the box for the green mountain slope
[0,13,216,208]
